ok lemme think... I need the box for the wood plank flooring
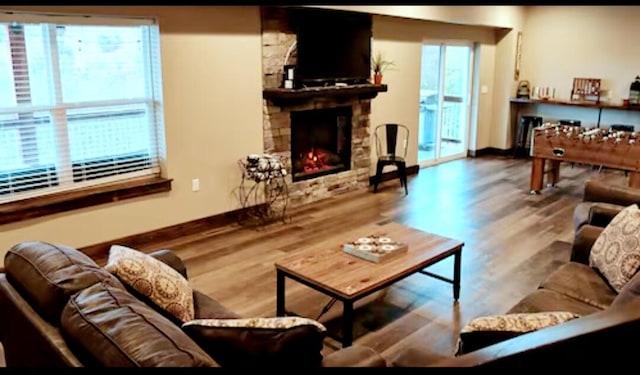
[3,155,626,367]
[155,155,626,363]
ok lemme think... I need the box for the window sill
[0,177,173,225]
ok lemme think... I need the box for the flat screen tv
[293,9,372,87]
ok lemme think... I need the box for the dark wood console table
[510,98,640,129]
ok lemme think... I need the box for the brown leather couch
[573,179,640,232]
[0,241,386,367]
[392,181,640,368]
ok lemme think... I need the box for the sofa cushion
[193,290,242,320]
[611,269,640,308]
[589,204,640,292]
[105,244,195,323]
[181,317,327,368]
[455,311,581,356]
[61,282,217,367]
[507,289,602,316]
[574,201,595,231]
[574,202,624,231]
[539,262,617,309]
[3,241,124,324]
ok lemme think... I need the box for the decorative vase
[374,73,383,85]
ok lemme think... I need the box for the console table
[510,98,640,129]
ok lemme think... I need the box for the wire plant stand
[237,155,290,227]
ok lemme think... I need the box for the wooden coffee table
[274,221,464,347]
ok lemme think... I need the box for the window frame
[0,11,171,224]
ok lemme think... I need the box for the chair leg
[399,163,408,195]
[373,161,384,193]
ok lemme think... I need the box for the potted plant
[371,51,395,85]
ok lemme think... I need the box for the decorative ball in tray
[342,235,408,263]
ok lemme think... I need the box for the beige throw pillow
[455,311,581,355]
[104,245,195,323]
[589,204,640,292]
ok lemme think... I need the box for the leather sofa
[392,181,640,367]
[0,241,386,367]
[573,179,640,232]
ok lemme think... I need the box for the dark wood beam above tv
[263,83,387,107]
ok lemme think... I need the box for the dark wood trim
[0,177,172,225]
[263,84,387,107]
[468,148,513,158]
[368,164,419,186]
[80,204,265,263]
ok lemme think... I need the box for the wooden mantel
[263,84,388,107]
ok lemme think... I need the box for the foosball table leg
[530,189,540,195]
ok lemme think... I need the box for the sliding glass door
[418,42,473,166]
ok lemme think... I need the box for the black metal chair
[373,123,409,195]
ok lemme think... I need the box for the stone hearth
[261,7,379,208]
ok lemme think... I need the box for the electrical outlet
[481,85,489,94]
[191,178,200,192]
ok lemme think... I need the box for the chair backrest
[374,123,409,159]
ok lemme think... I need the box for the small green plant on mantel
[371,51,395,84]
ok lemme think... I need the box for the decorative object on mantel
[237,154,290,228]
[371,50,395,85]
[282,40,297,89]
[571,77,601,103]
[342,234,408,263]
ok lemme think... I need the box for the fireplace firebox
[290,106,352,182]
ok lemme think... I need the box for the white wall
[521,6,640,128]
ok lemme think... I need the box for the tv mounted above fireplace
[293,8,372,87]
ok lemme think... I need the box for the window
[0,12,165,203]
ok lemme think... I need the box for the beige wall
[0,5,526,258]
[369,15,512,171]
[520,6,640,128]
[0,6,264,256]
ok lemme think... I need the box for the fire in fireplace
[290,106,352,182]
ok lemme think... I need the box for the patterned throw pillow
[104,245,195,323]
[181,317,327,368]
[455,311,581,355]
[589,204,640,292]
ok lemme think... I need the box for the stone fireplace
[261,7,384,208]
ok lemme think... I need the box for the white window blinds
[0,12,165,203]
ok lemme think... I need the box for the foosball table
[529,123,640,194]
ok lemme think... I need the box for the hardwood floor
[102,156,631,364]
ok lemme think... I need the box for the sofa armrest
[322,345,386,367]
[411,303,640,367]
[588,203,625,228]
[148,249,188,279]
[583,180,640,206]
[570,225,603,264]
